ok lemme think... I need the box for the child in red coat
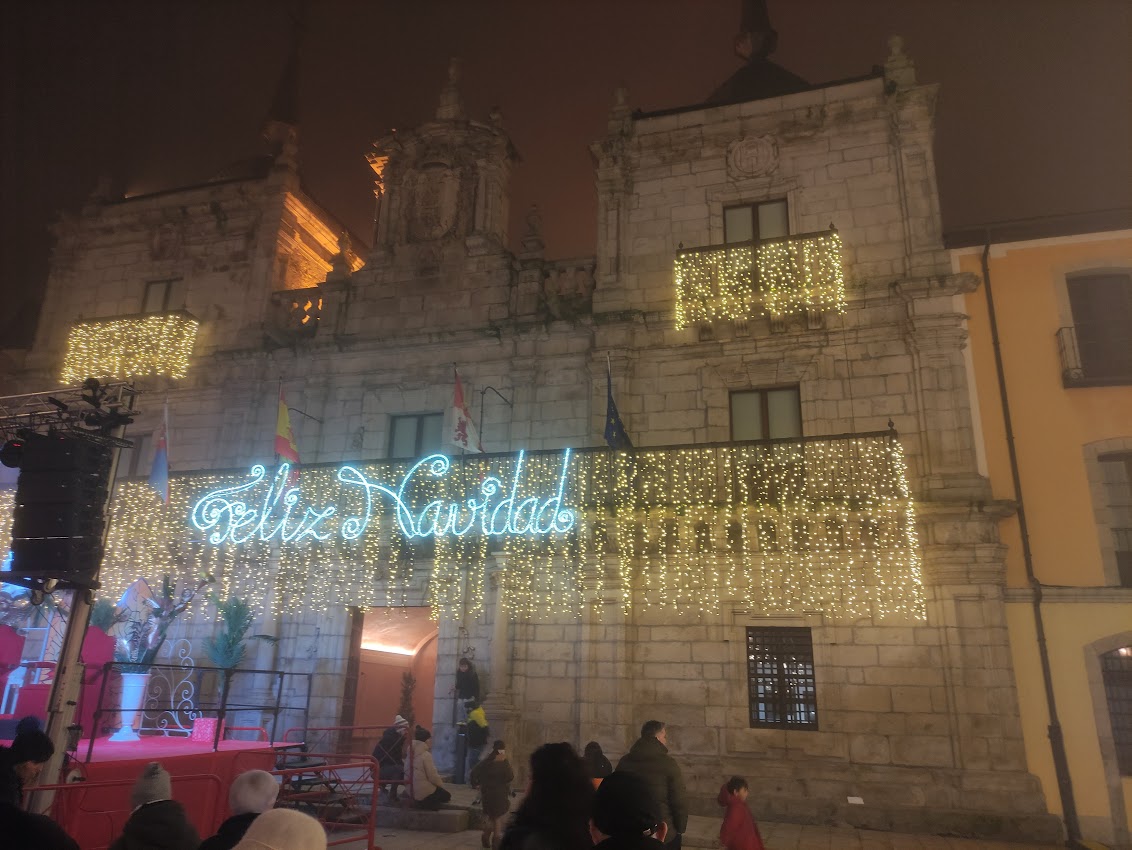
[718,776,766,850]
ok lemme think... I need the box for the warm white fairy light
[0,435,923,622]
[673,231,846,329]
[60,312,200,384]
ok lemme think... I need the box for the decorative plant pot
[108,671,150,742]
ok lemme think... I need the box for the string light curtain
[0,433,923,622]
[60,312,200,384]
[674,230,846,329]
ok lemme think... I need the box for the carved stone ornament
[726,135,779,179]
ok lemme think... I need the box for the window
[388,413,444,459]
[746,626,818,730]
[1101,646,1132,775]
[142,279,184,314]
[1099,452,1132,587]
[724,200,789,245]
[116,433,153,479]
[1067,273,1132,381]
[730,387,802,442]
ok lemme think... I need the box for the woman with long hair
[499,742,593,850]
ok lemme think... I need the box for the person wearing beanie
[0,728,54,806]
[109,762,200,850]
[404,726,451,810]
[198,770,280,850]
[716,777,764,850]
[469,740,514,850]
[589,772,668,850]
[499,742,593,850]
[231,808,326,850]
[372,715,410,803]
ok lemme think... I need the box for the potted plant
[202,594,277,744]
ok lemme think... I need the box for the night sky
[3,1,1129,347]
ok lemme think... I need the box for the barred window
[746,626,818,730]
[1101,646,1132,775]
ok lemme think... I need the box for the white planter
[108,671,150,742]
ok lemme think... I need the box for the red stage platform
[49,737,276,850]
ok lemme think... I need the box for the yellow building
[954,212,1132,848]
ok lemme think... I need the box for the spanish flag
[275,386,300,484]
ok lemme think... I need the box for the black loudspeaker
[8,433,113,587]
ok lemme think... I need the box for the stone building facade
[0,40,1065,843]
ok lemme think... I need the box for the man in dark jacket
[615,721,687,849]
[198,769,278,850]
[589,771,668,850]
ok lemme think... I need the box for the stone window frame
[725,606,829,738]
[1084,630,1132,848]
[1084,438,1132,587]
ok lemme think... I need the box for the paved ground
[337,786,1061,850]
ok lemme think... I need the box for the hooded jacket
[615,737,688,838]
[717,785,764,850]
[109,799,200,850]
[405,739,445,801]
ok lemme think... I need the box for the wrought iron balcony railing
[0,431,922,622]
[60,311,199,384]
[674,228,846,329]
[1057,324,1132,388]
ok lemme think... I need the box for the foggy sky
[2,1,1129,346]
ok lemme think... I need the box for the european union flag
[604,364,633,450]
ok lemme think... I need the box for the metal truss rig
[0,381,140,448]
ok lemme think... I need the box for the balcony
[1056,325,1132,388]
[60,311,199,384]
[267,286,324,345]
[674,229,846,330]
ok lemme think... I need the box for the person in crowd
[231,808,326,850]
[405,726,451,811]
[470,739,514,850]
[198,769,279,850]
[588,771,668,850]
[453,657,481,712]
[0,728,54,806]
[465,700,490,779]
[717,776,764,850]
[372,715,409,803]
[499,742,593,850]
[616,722,687,850]
[1,799,81,850]
[582,742,613,787]
[110,762,199,850]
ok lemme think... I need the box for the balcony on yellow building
[673,228,846,330]
[60,311,200,384]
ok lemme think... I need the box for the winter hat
[131,762,172,808]
[393,715,409,728]
[229,769,280,815]
[592,772,662,837]
[233,808,327,850]
[414,727,431,742]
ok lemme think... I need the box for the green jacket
[616,736,688,838]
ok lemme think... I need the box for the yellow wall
[959,231,1132,844]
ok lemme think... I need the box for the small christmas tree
[399,671,416,727]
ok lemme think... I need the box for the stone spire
[436,57,465,121]
[263,9,303,168]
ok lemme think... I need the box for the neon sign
[190,450,576,546]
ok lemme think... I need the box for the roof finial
[436,56,465,121]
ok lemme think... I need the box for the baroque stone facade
[0,42,1062,842]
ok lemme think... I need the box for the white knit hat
[131,762,172,808]
[233,808,326,850]
[229,769,280,815]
